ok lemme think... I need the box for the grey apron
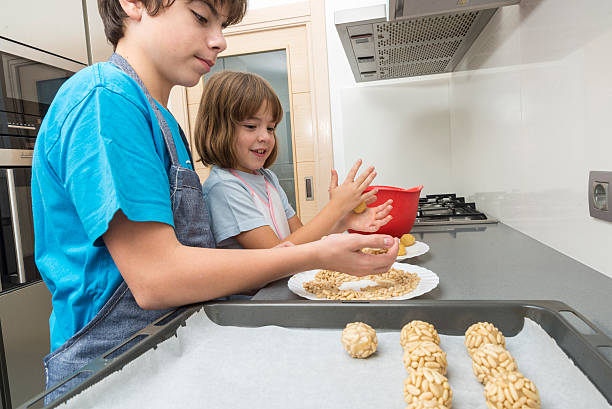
[42,53,216,404]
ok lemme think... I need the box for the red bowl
[348,185,423,237]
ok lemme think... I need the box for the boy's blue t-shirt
[32,62,193,351]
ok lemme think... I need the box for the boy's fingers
[352,234,396,251]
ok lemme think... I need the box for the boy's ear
[119,0,146,21]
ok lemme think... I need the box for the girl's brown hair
[194,71,283,169]
[98,0,247,49]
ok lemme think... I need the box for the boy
[32,0,398,402]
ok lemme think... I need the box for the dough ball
[472,343,518,384]
[400,233,416,247]
[400,320,440,348]
[405,400,449,409]
[353,201,367,213]
[484,371,540,409]
[360,247,389,255]
[398,243,407,256]
[403,341,447,375]
[403,367,452,407]
[341,322,377,358]
[464,322,505,356]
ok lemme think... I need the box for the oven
[0,38,83,291]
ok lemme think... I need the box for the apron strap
[229,169,285,239]
[108,53,181,166]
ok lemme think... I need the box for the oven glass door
[1,49,74,153]
[0,168,38,291]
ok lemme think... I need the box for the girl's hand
[312,233,399,276]
[341,199,393,233]
[328,159,377,213]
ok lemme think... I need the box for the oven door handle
[5,169,27,284]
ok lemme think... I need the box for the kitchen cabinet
[0,281,52,408]
[1,0,88,65]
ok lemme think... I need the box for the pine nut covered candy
[483,371,540,409]
[400,320,440,348]
[403,367,452,407]
[402,341,448,375]
[472,343,518,384]
[341,322,377,358]
[405,400,449,409]
[464,322,505,356]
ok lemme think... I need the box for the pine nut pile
[302,267,420,300]
[465,322,541,409]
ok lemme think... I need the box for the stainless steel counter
[252,223,612,338]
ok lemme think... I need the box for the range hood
[335,0,520,82]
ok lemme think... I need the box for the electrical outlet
[589,171,612,222]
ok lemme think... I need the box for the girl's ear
[119,0,146,21]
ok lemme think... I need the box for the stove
[414,194,498,226]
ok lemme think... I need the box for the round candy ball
[341,322,377,358]
[472,343,518,384]
[400,320,440,348]
[484,371,540,409]
[402,341,448,375]
[403,367,452,407]
[464,322,505,356]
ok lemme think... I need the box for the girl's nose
[257,129,269,142]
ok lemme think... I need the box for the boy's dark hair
[98,0,247,49]
[194,71,282,169]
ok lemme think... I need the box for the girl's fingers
[361,189,378,204]
[329,169,338,191]
[357,169,377,190]
[377,214,392,227]
[364,194,377,205]
[375,204,393,220]
[354,165,375,186]
[345,159,363,182]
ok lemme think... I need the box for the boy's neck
[114,45,172,108]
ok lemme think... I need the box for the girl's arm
[235,160,390,248]
[103,211,399,310]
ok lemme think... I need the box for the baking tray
[19,300,612,408]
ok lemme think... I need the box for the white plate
[288,262,439,301]
[397,241,429,260]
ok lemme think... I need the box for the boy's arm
[103,211,399,309]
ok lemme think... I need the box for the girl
[195,71,393,249]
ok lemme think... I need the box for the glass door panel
[207,50,296,211]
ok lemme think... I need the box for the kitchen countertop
[252,222,612,338]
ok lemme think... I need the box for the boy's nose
[208,27,227,53]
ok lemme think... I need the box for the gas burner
[414,194,497,226]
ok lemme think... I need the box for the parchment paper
[58,310,611,409]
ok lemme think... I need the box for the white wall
[449,0,612,278]
[326,0,453,192]
[326,0,612,278]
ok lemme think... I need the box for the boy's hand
[341,199,393,232]
[313,233,399,276]
[328,159,377,213]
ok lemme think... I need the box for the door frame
[169,0,333,222]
